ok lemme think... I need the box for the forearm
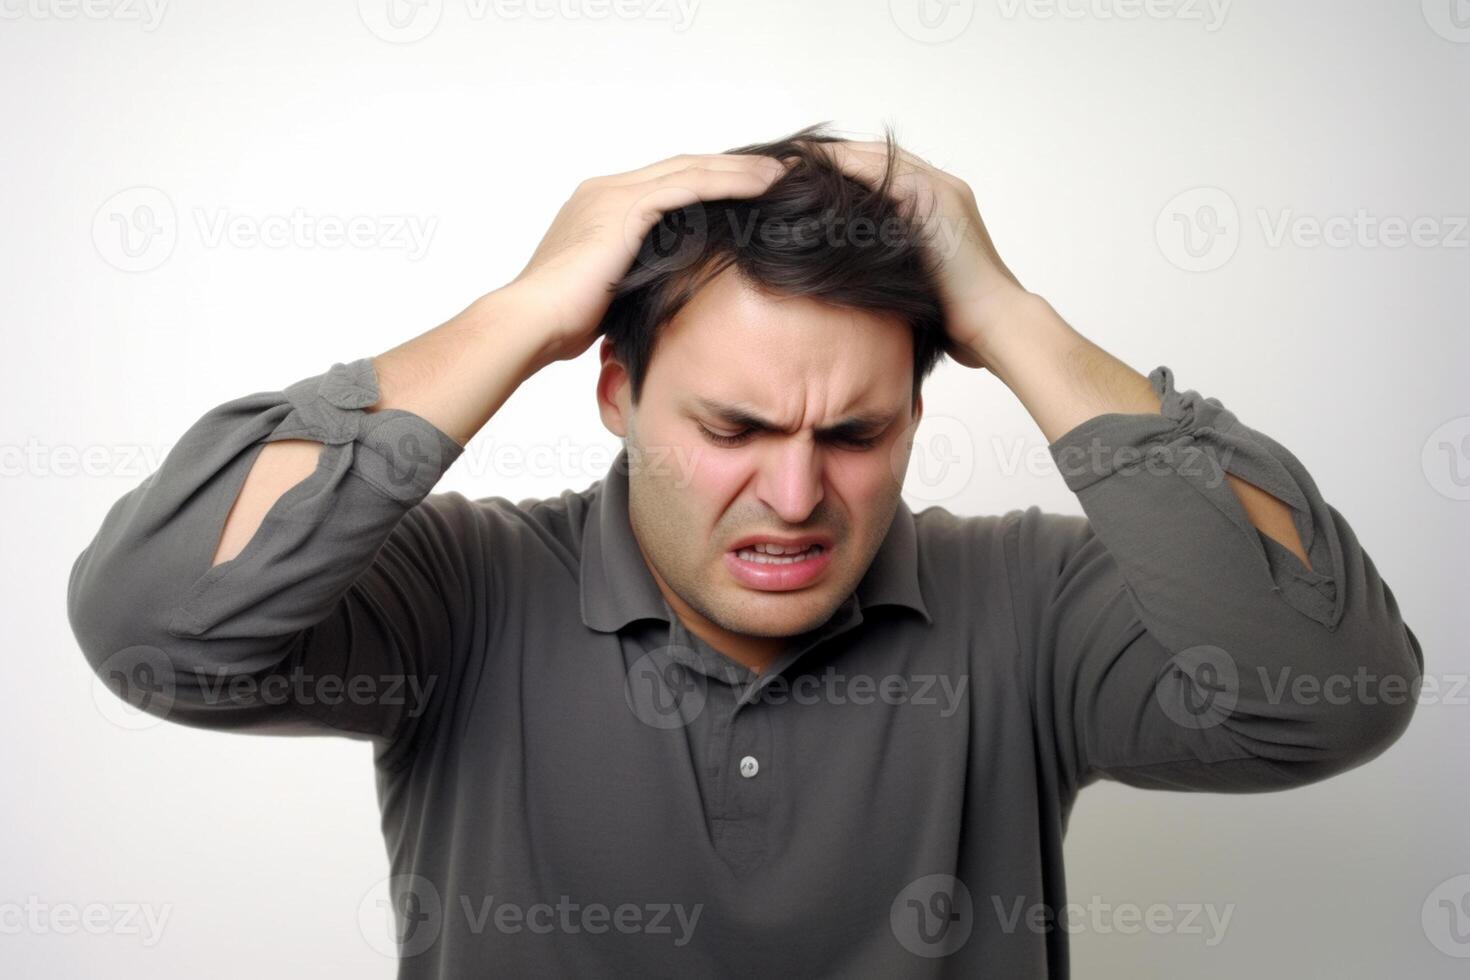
[969,291,1159,442]
[212,286,542,567]
[971,292,1310,569]
[369,285,550,447]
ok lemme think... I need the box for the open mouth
[733,542,826,564]
[724,538,834,591]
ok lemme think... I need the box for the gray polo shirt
[66,356,1423,978]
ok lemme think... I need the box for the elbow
[1333,686,1418,772]
[66,544,114,676]
[67,545,183,726]
[1312,624,1424,771]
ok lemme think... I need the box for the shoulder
[911,501,1088,553]
[911,502,1099,589]
[406,479,603,570]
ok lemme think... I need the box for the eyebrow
[692,398,900,441]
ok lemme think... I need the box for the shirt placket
[660,598,870,876]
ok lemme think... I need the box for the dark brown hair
[599,121,948,405]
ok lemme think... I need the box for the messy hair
[599,121,948,405]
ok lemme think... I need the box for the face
[597,265,921,650]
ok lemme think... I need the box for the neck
[673,601,787,676]
[637,551,788,676]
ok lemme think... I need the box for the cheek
[825,452,901,519]
[684,454,752,525]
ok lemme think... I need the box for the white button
[739,755,759,778]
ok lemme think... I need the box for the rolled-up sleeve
[1009,366,1424,795]
[66,357,471,773]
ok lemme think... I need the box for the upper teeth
[736,542,823,564]
[753,542,813,555]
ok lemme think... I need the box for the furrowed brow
[693,399,898,439]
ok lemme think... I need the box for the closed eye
[695,422,882,450]
[696,422,754,447]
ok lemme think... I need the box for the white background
[4,0,1467,976]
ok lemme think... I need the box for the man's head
[595,122,948,648]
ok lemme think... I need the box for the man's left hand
[819,139,1030,370]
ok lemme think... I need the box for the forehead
[643,266,915,407]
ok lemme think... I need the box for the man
[68,123,1423,977]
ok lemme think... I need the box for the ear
[596,337,632,437]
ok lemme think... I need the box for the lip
[723,534,836,592]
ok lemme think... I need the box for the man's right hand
[503,152,790,368]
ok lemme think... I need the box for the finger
[826,140,942,175]
[613,165,790,252]
[813,141,958,201]
[813,143,888,190]
[599,153,787,187]
[813,144,941,214]
[622,166,786,218]
[818,142,936,187]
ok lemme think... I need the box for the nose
[754,438,825,524]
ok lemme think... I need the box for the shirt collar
[579,449,932,633]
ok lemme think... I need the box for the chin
[721,587,847,639]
